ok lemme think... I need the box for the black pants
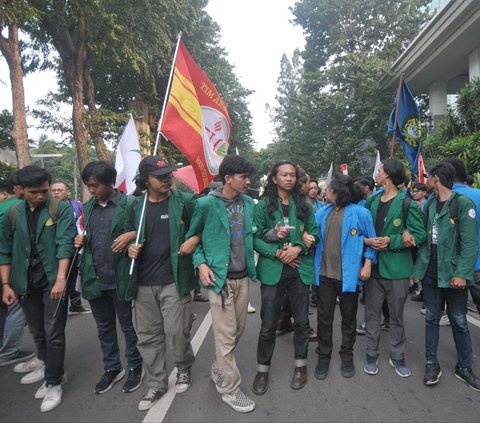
[316,277,359,362]
[257,272,310,367]
[21,284,68,385]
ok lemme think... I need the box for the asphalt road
[2,282,480,422]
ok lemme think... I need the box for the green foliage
[425,78,480,174]
[265,0,431,179]
[0,109,15,150]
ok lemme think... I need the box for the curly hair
[262,160,308,221]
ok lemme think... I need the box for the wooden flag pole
[129,32,183,276]
[390,73,404,159]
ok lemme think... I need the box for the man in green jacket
[412,161,480,390]
[186,154,256,413]
[0,166,76,412]
[364,158,426,378]
[127,156,198,411]
[74,161,142,395]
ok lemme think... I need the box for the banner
[326,162,333,185]
[114,115,141,194]
[388,80,422,177]
[160,40,232,193]
[418,152,426,184]
[373,150,382,180]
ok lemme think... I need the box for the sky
[0,0,304,150]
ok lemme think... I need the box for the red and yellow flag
[161,41,232,192]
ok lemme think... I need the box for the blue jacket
[314,203,377,292]
[452,183,480,272]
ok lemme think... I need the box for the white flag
[326,162,333,185]
[114,115,141,194]
[372,150,382,180]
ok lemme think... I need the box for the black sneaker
[68,305,92,315]
[123,366,144,393]
[341,360,355,378]
[0,350,35,367]
[455,365,480,391]
[94,368,125,394]
[314,360,330,380]
[424,362,442,385]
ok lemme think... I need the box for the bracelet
[1,282,10,286]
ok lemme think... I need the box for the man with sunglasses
[127,156,198,411]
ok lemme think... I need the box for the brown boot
[276,312,294,336]
[252,371,269,395]
[291,366,307,390]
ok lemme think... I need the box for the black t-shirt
[26,203,49,290]
[427,201,446,280]
[371,196,394,279]
[135,199,174,286]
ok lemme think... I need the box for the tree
[268,0,432,176]
[0,0,36,167]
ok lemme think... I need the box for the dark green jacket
[79,191,134,301]
[366,191,426,279]
[254,197,319,286]
[412,194,478,287]
[0,197,76,295]
[127,190,197,297]
[186,193,256,294]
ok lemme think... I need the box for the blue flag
[388,80,422,177]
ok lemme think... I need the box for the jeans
[257,272,310,370]
[20,284,68,385]
[423,276,472,368]
[468,272,480,314]
[0,301,27,359]
[89,289,142,371]
[316,277,359,362]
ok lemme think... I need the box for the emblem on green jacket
[469,209,476,219]
[450,218,455,225]
[45,218,55,226]
[393,218,402,227]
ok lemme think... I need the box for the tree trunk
[85,66,109,161]
[0,24,31,168]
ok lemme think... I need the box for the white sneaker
[21,365,45,384]
[439,314,451,326]
[247,302,256,313]
[40,385,63,412]
[222,389,255,413]
[35,373,68,399]
[14,356,44,374]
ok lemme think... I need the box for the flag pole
[129,32,183,276]
[390,73,404,159]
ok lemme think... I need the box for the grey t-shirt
[320,207,344,281]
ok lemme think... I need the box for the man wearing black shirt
[128,156,198,411]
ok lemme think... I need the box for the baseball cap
[138,155,175,177]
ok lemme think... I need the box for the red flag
[339,163,348,175]
[160,41,231,193]
[418,153,426,183]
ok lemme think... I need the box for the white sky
[0,0,304,150]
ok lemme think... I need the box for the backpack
[9,199,60,232]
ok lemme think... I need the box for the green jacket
[127,190,197,297]
[0,197,76,295]
[79,191,134,301]
[412,193,478,287]
[186,193,256,294]
[366,191,426,279]
[0,197,21,218]
[254,197,319,286]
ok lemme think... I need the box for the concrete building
[380,0,480,130]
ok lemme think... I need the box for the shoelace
[143,388,160,400]
[177,373,190,384]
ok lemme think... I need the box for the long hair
[330,174,364,208]
[262,160,308,221]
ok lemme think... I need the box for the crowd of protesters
[1,154,479,414]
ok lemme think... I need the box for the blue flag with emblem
[388,80,422,177]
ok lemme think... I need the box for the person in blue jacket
[313,174,377,380]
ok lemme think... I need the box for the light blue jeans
[0,301,27,359]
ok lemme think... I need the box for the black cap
[139,155,175,177]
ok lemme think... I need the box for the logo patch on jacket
[350,228,358,236]
[393,218,402,227]
[469,209,476,219]
[45,218,55,227]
